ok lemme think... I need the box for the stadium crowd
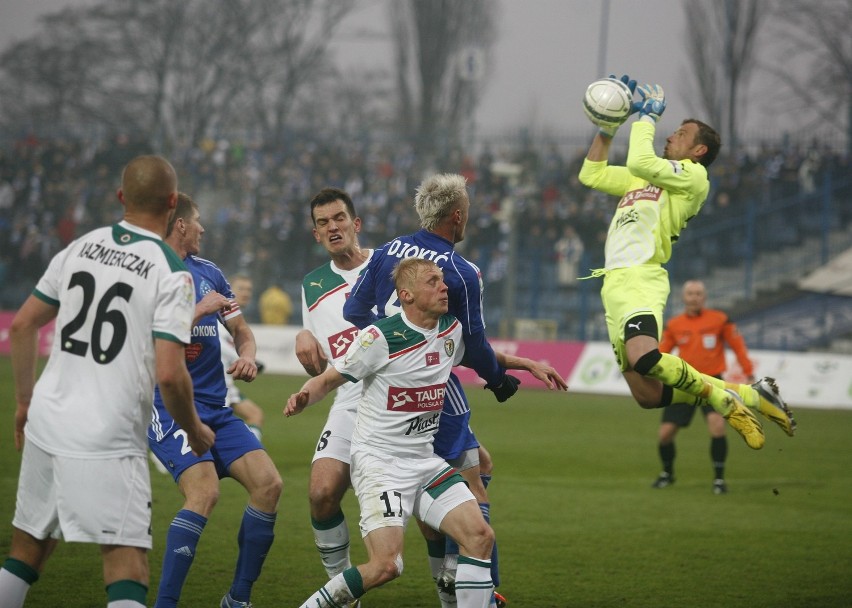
[1,131,848,323]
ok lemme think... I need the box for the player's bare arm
[586,131,614,162]
[9,295,58,450]
[495,352,569,391]
[224,314,258,382]
[284,366,348,417]
[295,328,329,376]
[194,290,231,325]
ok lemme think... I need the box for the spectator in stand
[258,284,293,325]
[554,224,585,290]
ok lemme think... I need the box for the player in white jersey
[294,188,372,587]
[286,258,566,608]
[0,155,214,608]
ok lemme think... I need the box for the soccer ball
[582,78,634,129]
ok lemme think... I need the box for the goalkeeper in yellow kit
[578,76,796,449]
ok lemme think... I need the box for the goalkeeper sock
[687,375,761,411]
[642,353,735,415]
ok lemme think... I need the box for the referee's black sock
[659,442,675,476]
[711,436,728,479]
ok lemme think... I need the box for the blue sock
[480,502,499,588]
[480,473,492,489]
[155,509,207,608]
[445,535,459,557]
[229,505,276,601]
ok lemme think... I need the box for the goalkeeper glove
[486,374,521,403]
[635,83,666,123]
[598,74,637,138]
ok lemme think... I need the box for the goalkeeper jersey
[578,120,710,269]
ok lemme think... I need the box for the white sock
[107,601,145,608]
[441,551,459,578]
[313,516,352,578]
[299,571,355,607]
[455,556,493,608]
[0,567,31,608]
[438,588,459,607]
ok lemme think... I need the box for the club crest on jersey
[359,327,380,349]
[425,352,440,366]
[182,275,194,304]
[444,338,455,358]
[185,343,203,363]
[199,279,213,295]
[387,383,446,412]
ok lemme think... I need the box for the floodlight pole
[596,0,610,77]
[491,161,523,338]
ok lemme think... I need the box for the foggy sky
[0,0,766,137]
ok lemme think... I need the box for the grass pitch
[1,358,851,607]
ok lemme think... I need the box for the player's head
[310,187,357,223]
[166,192,204,256]
[414,173,470,244]
[309,187,361,256]
[229,273,253,309]
[118,155,177,214]
[393,258,448,316]
[664,119,721,167]
[682,279,707,315]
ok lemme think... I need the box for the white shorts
[225,373,242,406]
[350,447,474,538]
[311,406,357,465]
[13,441,153,549]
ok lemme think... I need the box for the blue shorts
[433,375,479,461]
[148,403,264,482]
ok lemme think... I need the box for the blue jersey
[344,228,505,389]
[153,254,237,409]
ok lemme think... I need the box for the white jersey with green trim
[25,221,195,459]
[335,311,465,458]
[301,252,372,413]
[578,120,710,269]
